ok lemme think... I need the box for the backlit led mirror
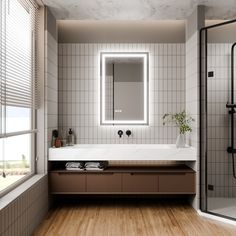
[100,52,149,125]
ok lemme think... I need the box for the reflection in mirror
[100,52,149,125]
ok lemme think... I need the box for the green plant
[162,110,194,134]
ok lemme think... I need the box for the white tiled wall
[45,31,58,157]
[186,31,200,209]
[207,43,236,197]
[58,43,185,145]
[186,32,199,149]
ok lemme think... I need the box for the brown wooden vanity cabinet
[86,173,122,192]
[158,173,195,194]
[49,172,86,193]
[122,173,158,192]
[49,164,196,195]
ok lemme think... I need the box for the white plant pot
[176,134,185,148]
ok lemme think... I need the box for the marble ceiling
[42,0,236,20]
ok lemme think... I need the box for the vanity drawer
[86,173,122,192]
[158,173,195,193]
[122,173,158,192]
[49,172,86,193]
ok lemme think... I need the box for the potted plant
[162,110,194,148]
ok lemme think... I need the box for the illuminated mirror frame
[100,52,149,125]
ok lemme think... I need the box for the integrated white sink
[49,144,196,161]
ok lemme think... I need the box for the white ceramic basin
[49,144,196,161]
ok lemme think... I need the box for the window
[0,0,38,194]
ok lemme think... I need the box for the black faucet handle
[118,130,123,138]
[126,130,131,137]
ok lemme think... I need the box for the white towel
[65,162,84,169]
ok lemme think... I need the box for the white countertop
[49,144,197,161]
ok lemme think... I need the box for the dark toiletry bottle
[52,130,58,148]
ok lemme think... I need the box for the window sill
[0,174,47,211]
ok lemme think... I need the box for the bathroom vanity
[48,144,196,195]
[49,165,195,194]
[48,50,197,197]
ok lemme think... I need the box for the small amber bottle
[55,137,62,148]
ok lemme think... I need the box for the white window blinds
[0,0,39,109]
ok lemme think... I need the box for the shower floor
[208,197,236,219]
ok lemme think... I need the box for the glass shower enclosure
[200,19,236,220]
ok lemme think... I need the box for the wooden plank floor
[33,198,236,236]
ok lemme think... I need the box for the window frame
[0,0,38,197]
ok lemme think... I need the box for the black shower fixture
[226,42,236,179]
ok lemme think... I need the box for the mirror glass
[100,52,149,125]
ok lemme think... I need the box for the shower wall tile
[58,43,185,149]
[206,43,236,198]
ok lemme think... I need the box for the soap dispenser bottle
[67,128,75,146]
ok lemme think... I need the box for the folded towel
[65,162,84,170]
[85,162,100,168]
[65,161,108,171]
[84,161,108,170]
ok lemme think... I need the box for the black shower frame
[200,18,236,221]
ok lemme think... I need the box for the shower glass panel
[200,20,236,220]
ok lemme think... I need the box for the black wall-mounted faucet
[126,130,131,137]
[118,130,123,138]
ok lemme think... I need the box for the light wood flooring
[33,198,236,236]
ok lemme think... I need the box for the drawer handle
[58,172,83,175]
[87,172,114,175]
[159,173,187,175]
[130,173,154,175]
[129,173,188,176]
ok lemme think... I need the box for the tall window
[0,0,38,194]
